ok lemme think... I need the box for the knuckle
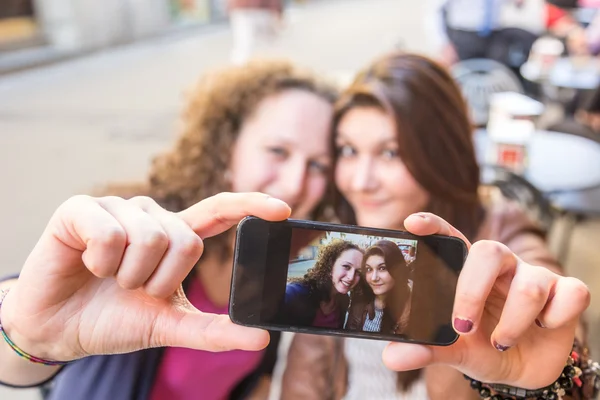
[59,195,93,213]
[567,278,591,305]
[138,229,169,250]
[455,289,485,306]
[472,240,509,259]
[513,279,547,302]
[92,225,127,249]
[177,234,204,259]
[129,196,158,208]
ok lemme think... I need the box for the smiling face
[334,107,429,230]
[364,254,395,296]
[330,248,363,295]
[230,89,334,219]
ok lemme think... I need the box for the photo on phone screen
[230,217,467,346]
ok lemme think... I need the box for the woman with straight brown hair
[280,52,592,400]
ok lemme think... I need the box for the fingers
[403,213,471,248]
[537,277,590,330]
[133,197,204,298]
[178,192,291,238]
[491,265,556,349]
[96,197,170,289]
[452,240,518,335]
[59,195,128,278]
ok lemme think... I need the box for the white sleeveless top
[342,338,429,400]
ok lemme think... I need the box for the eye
[266,146,289,159]
[379,266,387,272]
[381,148,399,159]
[336,144,356,158]
[308,160,330,175]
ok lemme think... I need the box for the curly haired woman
[0,59,337,400]
[284,240,364,329]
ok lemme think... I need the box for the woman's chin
[335,285,350,295]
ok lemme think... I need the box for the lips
[340,281,353,288]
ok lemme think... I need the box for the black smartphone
[229,217,468,346]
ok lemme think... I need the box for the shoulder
[285,282,311,300]
[477,188,561,271]
[476,187,546,243]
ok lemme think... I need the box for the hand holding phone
[229,217,467,346]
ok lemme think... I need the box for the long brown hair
[102,60,337,264]
[333,52,484,240]
[332,52,483,391]
[362,240,410,332]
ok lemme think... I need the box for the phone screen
[230,217,467,346]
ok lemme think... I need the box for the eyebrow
[335,133,397,146]
[365,262,386,269]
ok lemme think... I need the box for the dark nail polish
[454,318,473,333]
[493,341,510,352]
[535,319,545,328]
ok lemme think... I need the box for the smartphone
[229,217,468,346]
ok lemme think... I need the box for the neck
[374,295,386,310]
[330,286,340,300]
[195,253,234,308]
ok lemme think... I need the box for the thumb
[153,298,270,352]
[382,341,460,371]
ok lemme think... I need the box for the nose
[371,269,379,281]
[277,158,307,204]
[347,268,355,281]
[351,156,377,192]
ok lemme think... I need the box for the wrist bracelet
[465,341,600,400]
[0,290,70,366]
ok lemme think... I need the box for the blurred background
[1,0,600,399]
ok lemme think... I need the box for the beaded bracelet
[0,290,70,366]
[465,341,600,400]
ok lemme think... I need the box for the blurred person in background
[429,0,587,68]
[281,52,591,400]
[548,82,600,141]
[228,0,284,65]
[0,59,336,400]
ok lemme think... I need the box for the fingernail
[493,341,510,352]
[413,213,428,220]
[454,318,473,333]
[535,319,545,328]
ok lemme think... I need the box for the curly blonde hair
[103,60,337,264]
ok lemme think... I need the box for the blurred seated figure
[429,0,586,69]
[548,83,600,141]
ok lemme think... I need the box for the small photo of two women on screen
[284,232,417,335]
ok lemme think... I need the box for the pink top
[312,306,340,329]
[149,278,263,400]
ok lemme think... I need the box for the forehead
[366,254,385,263]
[336,107,397,143]
[242,89,333,149]
[337,248,362,259]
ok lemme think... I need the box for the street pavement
[1,0,599,399]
